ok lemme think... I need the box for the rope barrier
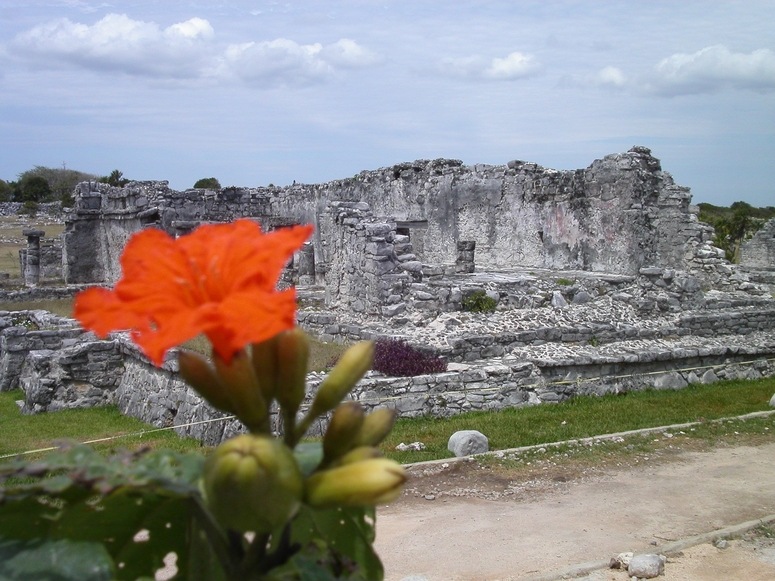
[2,356,773,460]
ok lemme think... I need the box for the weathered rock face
[741,218,775,269]
[62,147,716,286]
[740,217,775,284]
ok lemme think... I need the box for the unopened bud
[178,350,235,414]
[334,445,383,466]
[250,334,280,403]
[214,350,268,433]
[203,434,302,534]
[356,407,397,447]
[322,402,365,463]
[275,329,310,421]
[305,458,406,508]
[310,341,374,417]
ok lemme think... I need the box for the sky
[1,1,774,207]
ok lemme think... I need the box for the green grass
[0,298,75,317]
[382,377,775,463]
[0,218,65,275]
[0,390,205,461]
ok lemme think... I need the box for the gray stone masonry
[62,148,743,290]
[8,304,775,444]
[0,310,83,392]
[740,218,775,290]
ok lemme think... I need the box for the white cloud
[218,38,377,86]
[10,13,215,77]
[8,13,376,86]
[439,51,539,81]
[483,52,539,80]
[594,66,627,88]
[319,38,379,69]
[220,39,331,85]
[650,45,775,96]
[165,17,214,41]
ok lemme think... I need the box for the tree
[0,180,12,202]
[100,169,130,187]
[194,177,221,189]
[17,166,98,204]
[16,175,51,203]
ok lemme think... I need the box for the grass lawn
[2,377,773,467]
[0,217,65,275]
[0,390,205,461]
[381,377,775,463]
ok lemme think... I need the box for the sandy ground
[375,442,775,580]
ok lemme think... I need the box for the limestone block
[550,291,567,308]
[447,430,488,457]
[653,372,688,390]
[627,554,665,578]
[769,393,775,408]
[571,290,592,304]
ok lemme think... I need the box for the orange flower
[74,219,313,366]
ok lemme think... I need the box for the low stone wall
[0,310,83,392]
[11,324,775,445]
[298,304,775,362]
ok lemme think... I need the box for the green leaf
[0,537,115,581]
[0,446,212,580]
[293,442,323,477]
[287,505,382,580]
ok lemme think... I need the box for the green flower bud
[275,329,310,421]
[178,350,235,414]
[203,434,303,534]
[305,458,406,508]
[334,445,383,466]
[311,341,374,416]
[250,334,280,404]
[213,350,269,433]
[356,407,398,447]
[322,402,365,463]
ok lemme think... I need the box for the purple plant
[372,338,447,377]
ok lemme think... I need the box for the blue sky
[1,1,774,206]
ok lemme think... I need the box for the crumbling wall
[63,147,722,286]
[320,202,413,316]
[741,218,775,271]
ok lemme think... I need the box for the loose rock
[627,553,666,578]
[448,430,489,457]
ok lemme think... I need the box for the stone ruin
[3,146,775,445]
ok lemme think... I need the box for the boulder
[448,430,489,457]
[628,553,666,578]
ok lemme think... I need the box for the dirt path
[375,442,775,580]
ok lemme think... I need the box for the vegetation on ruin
[554,277,575,286]
[194,177,222,189]
[698,200,775,262]
[372,338,448,377]
[462,289,497,313]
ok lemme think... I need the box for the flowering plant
[0,219,405,580]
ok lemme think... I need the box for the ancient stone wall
[737,218,775,290]
[0,311,83,392]
[11,325,775,444]
[19,239,63,281]
[741,218,775,269]
[62,147,726,288]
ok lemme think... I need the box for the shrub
[555,277,574,286]
[194,177,221,189]
[462,289,497,313]
[372,338,447,377]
